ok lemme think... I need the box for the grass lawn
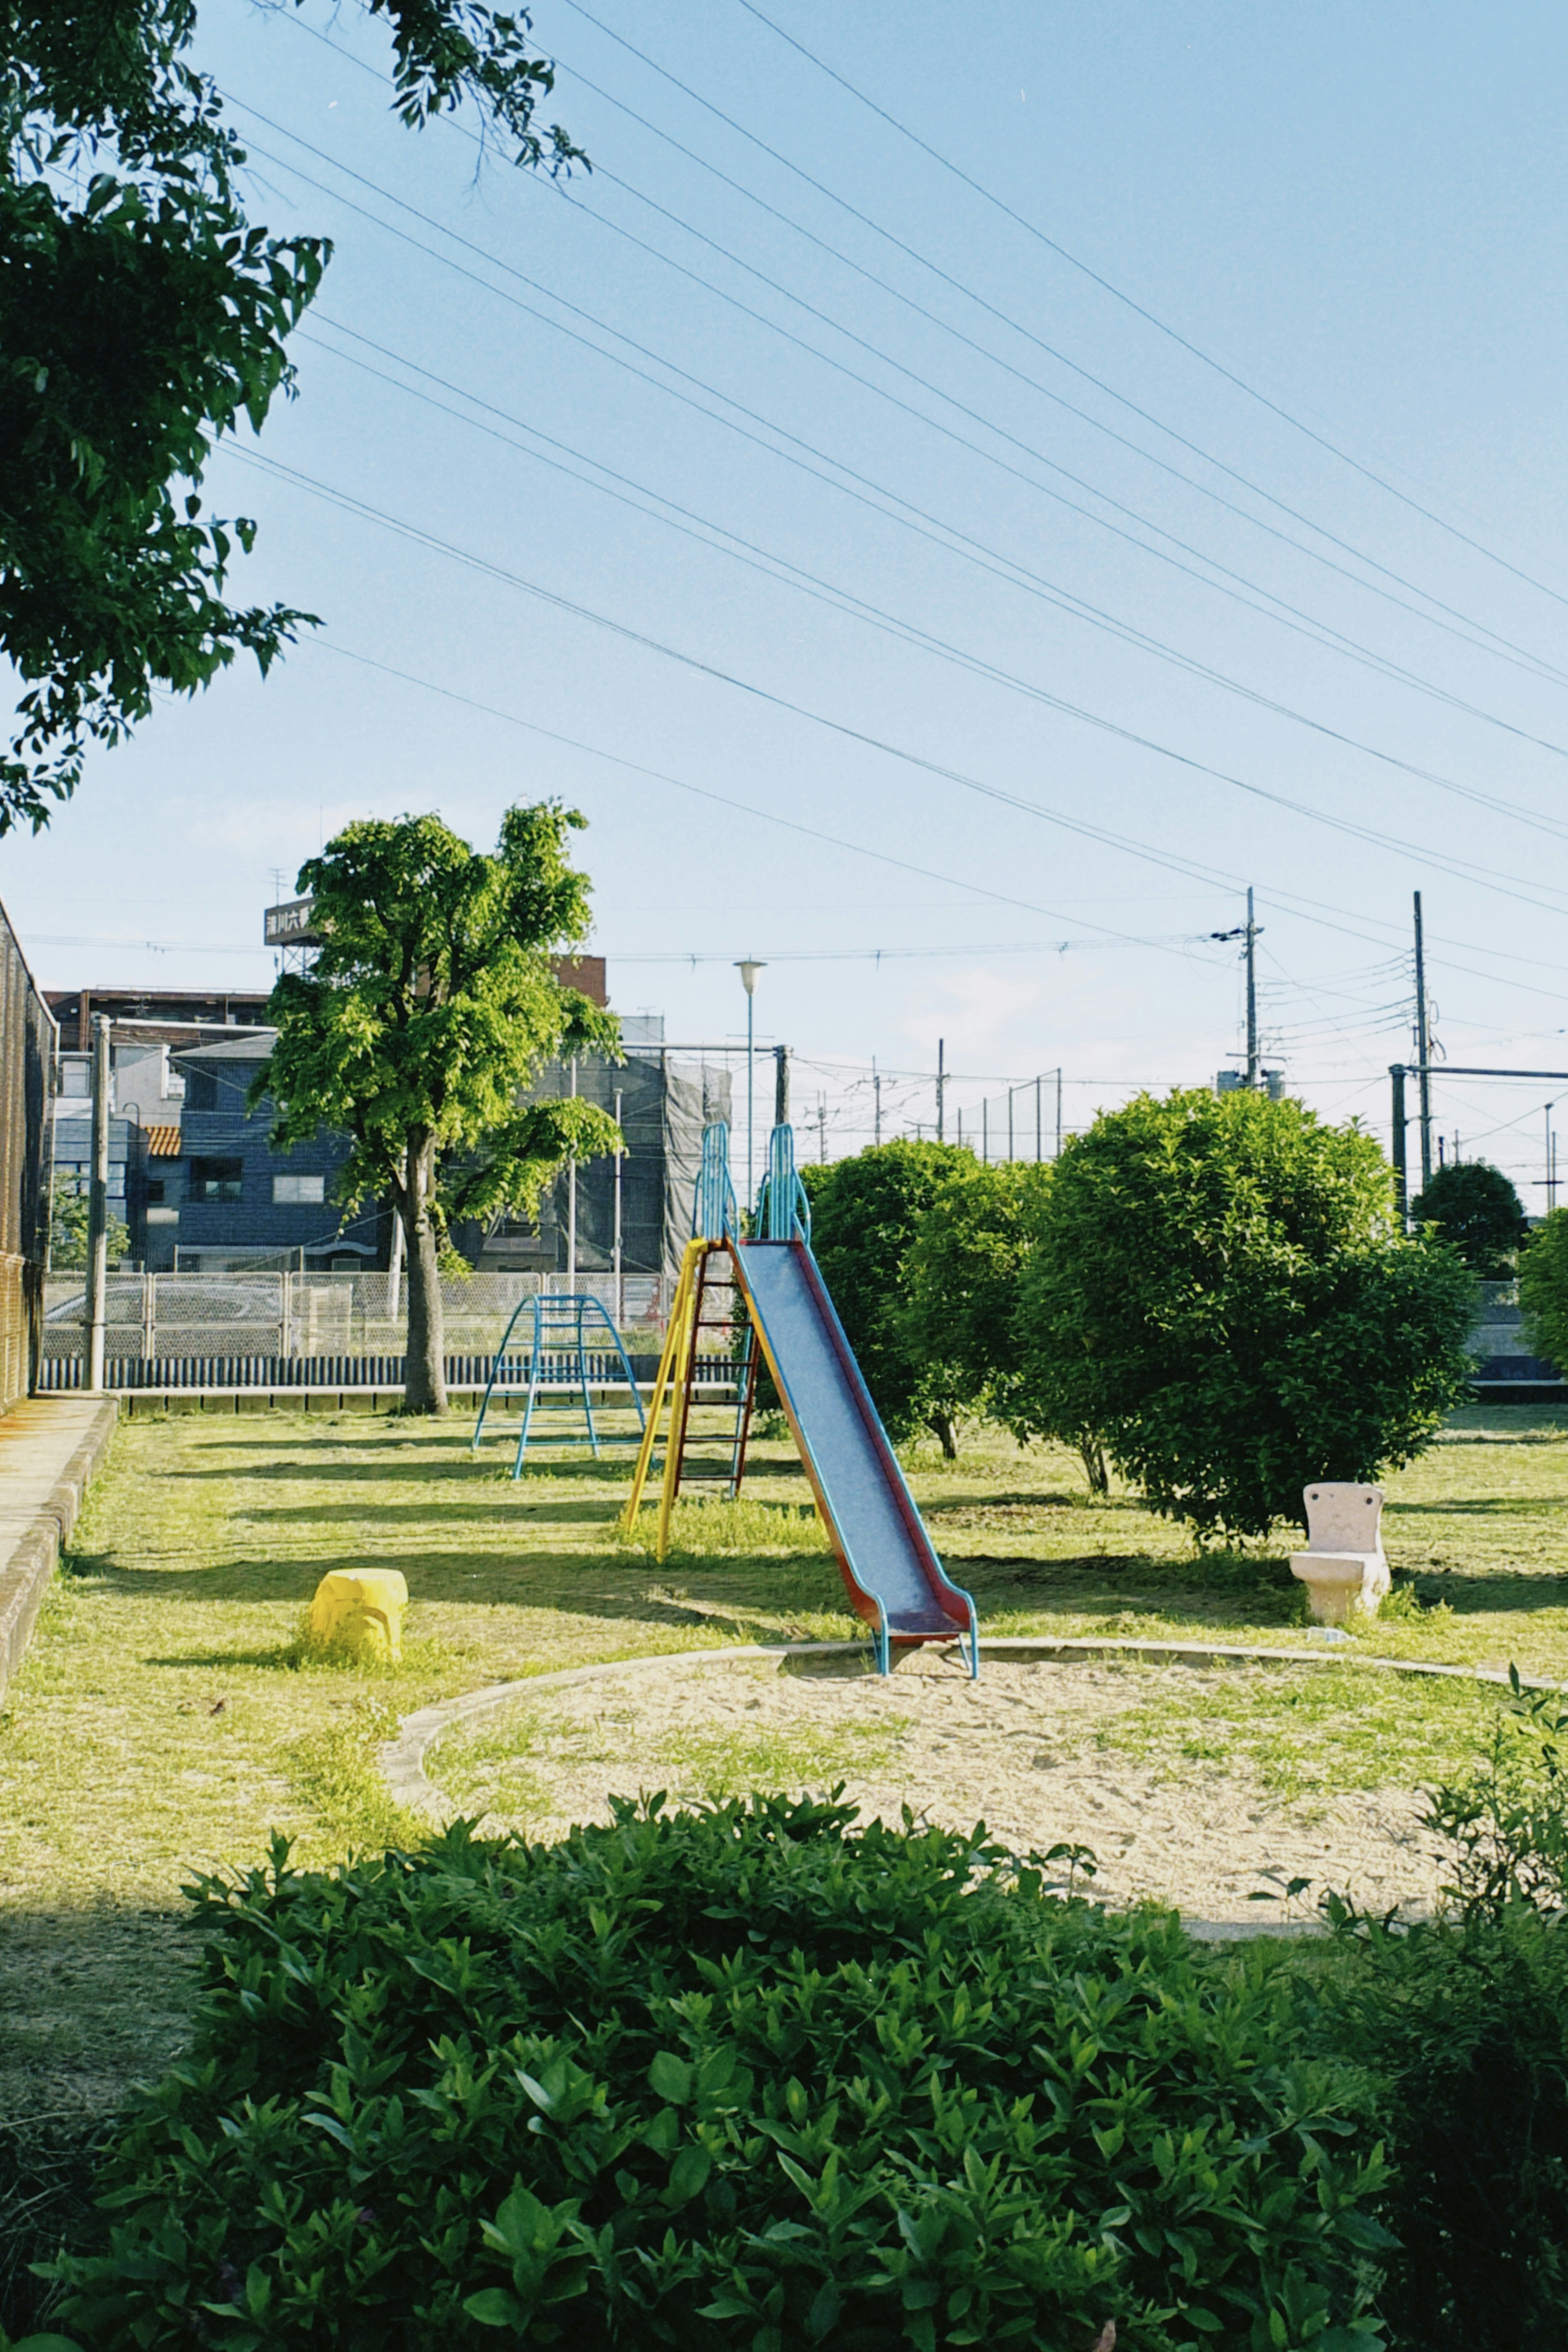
[2,1398,1567,2129]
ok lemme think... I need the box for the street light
[736,960,766,1215]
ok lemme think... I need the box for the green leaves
[49,1798,1396,2351]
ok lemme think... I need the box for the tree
[1410,1160,1529,1277]
[1519,1210,1568,1373]
[2,2,579,834]
[802,1140,973,1456]
[897,1158,1100,1475]
[49,1172,127,1268]
[1013,1088,1475,1540]
[261,805,619,1415]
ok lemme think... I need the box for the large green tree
[261,805,619,1415]
[1013,1088,1475,1539]
[899,1157,1086,1469]
[1519,1209,1568,1374]
[1,2,579,833]
[1410,1159,1529,1278]
[802,1140,973,1456]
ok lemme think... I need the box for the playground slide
[733,1238,978,1673]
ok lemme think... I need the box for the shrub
[1408,1161,1528,1278]
[1012,1089,1475,1539]
[803,1142,976,1455]
[54,1800,1390,2351]
[1519,1207,1568,1372]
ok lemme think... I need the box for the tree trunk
[929,1410,959,1460]
[1078,1437,1110,1496]
[401,1182,447,1416]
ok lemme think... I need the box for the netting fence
[36,1268,697,1391]
[951,1071,1064,1164]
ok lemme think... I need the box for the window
[273,1173,325,1205]
[189,1157,243,1202]
[145,1179,165,1205]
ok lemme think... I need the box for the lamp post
[735,960,766,1214]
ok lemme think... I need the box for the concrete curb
[0,1397,119,1706]
[380,1628,1555,1824]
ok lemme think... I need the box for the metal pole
[735,960,765,1210]
[613,1086,624,1326]
[1390,1065,1409,1227]
[818,1094,827,1163]
[1007,1086,1014,1163]
[982,1100,988,1164]
[1056,1068,1063,1156]
[936,1038,945,1141]
[386,1207,403,1322]
[1036,1076,1042,1160]
[1245,886,1259,1089]
[566,1057,577,1287]
[873,1060,881,1145]
[1414,891,1433,1191]
[85,1013,111,1392]
[1548,1102,1558,1212]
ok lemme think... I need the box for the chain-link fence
[40,1268,676,1370]
[951,1071,1064,1164]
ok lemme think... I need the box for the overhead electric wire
[541,155,1568,690]
[552,0,1568,653]
[729,0,1568,619]
[237,107,1568,784]
[301,312,1568,857]
[240,73,1568,721]
[228,442,1568,925]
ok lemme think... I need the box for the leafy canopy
[0,2,579,833]
[803,1140,975,1450]
[1410,1160,1528,1278]
[53,1801,1392,2352]
[1519,1207,1568,1373]
[262,804,618,1234]
[901,1156,1050,1430]
[1013,1088,1475,1538]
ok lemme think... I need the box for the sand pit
[428,1649,1448,1931]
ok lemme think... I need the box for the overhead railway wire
[236,105,1568,784]
[549,0,1567,657]
[227,441,1568,928]
[535,148,1566,690]
[729,0,1568,619]
[243,72,1568,717]
[287,618,1568,1017]
[298,309,1568,860]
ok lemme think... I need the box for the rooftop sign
[264,897,321,947]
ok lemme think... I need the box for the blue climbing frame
[471,1291,647,1478]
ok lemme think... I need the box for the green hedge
[52,1799,1390,2351]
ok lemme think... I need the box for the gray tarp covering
[660,1062,733,1279]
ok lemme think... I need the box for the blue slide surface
[735,1239,978,1670]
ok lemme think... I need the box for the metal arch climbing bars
[472,1289,647,1478]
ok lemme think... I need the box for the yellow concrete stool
[306,1570,407,1664]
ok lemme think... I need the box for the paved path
[0,1396,118,1704]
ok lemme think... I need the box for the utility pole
[85,1013,111,1392]
[612,1086,624,1327]
[1056,1068,1063,1156]
[1245,886,1260,1089]
[1547,1102,1559,1212]
[1210,895,1263,1085]
[773,1043,790,1126]
[873,1059,881,1145]
[817,1094,827,1165]
[936,1038,945,1141]
[1390,1065,1409,1228]
[566,1056,578,1289]
[1414,891,1433,1192]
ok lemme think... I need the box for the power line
[300,312,1568,858]
[728,0,1568,619]
[551,2,1565,663]
[236,95,1568,760]
[229,443,1568,925]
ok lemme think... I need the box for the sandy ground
[433,1650,1446,1933]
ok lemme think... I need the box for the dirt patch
[430,1651,1445,1931]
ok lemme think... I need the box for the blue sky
[7,0,1568,1191]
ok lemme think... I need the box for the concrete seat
[1289,1483,1389,1626]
